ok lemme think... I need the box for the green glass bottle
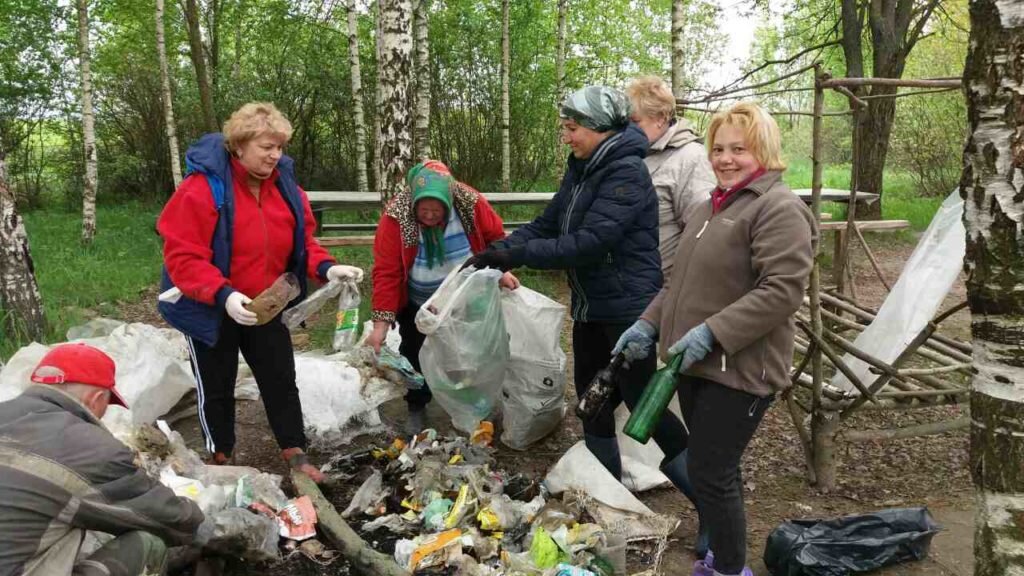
[623,354,684,444]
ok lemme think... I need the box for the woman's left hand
[499,271,520,290]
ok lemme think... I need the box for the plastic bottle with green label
[332,281,361,352]
[623,354,683,444]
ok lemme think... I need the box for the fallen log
[291,470,411,576]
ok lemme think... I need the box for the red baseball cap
[30,343,129,408]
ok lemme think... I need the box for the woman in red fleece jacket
[366,160,517,436]
[158,102,361,483]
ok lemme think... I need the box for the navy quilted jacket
[495,123,662,322]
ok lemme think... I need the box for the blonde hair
[625,76,676,123]
[706,101,786,171]
[222,102,293,153]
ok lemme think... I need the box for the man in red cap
[0,343,207,576]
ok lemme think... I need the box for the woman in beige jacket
[626,76,717,282]
[613,102,815,576]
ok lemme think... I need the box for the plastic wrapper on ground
[763,507,941,576]
[416,268,510,433]
[207,507,281,561]
[499,286,568,450]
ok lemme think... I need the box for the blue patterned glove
[667,323,715,372]
[611,319,658,363]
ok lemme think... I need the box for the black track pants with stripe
[186,314,306,456]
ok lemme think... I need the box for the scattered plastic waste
[342,470,387,518]
[278,496,317,541]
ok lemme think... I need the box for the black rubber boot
[661,449,710,558]
[584,433,622,481]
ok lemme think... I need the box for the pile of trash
[122,419,332,563]
[328,426,678,575]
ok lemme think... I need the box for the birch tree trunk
[156,0,183,188]
[412,0,431,160]
[348,0,369,192]
[670,0,685,98]
[961,1,1024,574]
[375,0,413,203]
[183,0,218,132]
[76,0,98,244]
[0,154,46,342]
[554,0,567,165]
[500,0,510,193]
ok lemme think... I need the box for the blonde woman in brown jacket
[613,102,816,576]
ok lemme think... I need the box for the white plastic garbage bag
[416,268,510,433]
[499,287,567,450]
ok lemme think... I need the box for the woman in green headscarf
[367,160,518,435]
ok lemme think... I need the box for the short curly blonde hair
[707,101,786,171]
[222,102,293,153]
[625,76,676,123]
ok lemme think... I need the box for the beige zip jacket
[643,119,717,281]
[641,170,816,397]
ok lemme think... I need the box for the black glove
[460,247,524,272]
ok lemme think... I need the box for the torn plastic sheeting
[291,353,405,445]
[207,507,281,562]
[0,323,194,427]
[343,470,387,518]
[832,190,965,393]
[763,507,941,576]
[614,404,673,493]
[545,442,655,515]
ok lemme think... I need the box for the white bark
[500,0,510,193]
[156,0,183,188]
[963,1,1024,574]
[0,155,46,342]
[77,0,98,244]
[412,0,430,160]
[374,0,413,203]
[348,0,369,192]
[554,0,567,163]
[671,0,685,98]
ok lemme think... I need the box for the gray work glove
[668,323,715,372]
[611,319,658,364]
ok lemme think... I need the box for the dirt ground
[154,232,974,576]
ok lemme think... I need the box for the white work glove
[327,264,364,284]
[225,291,258,326]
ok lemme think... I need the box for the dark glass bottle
[575,352,626,421]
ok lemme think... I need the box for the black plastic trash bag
[763,507,941,576]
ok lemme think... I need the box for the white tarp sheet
[831,190,965,392]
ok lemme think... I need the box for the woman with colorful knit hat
[367,160,518,435]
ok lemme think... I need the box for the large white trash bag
[499,287,567,450]
[415,268,509,433]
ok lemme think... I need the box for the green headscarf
[407,161,454,268]
[559,86,632,132]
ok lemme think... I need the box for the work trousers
[680,376,773,574]
[25,530,166,576]
[186,314,306,456]
[572,321,689,462]
[397,303,433,409]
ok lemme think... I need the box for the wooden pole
[851,224,892,291]
[841,416,969,442]
[820,77,963,89]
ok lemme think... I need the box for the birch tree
[500,0,510,193]
[76,0,98,244]
[0,153,46,342]
[156,0,183,187]
[182,0,218,132]
[670,0,684,97]
[375,0,413,203]
[554,0,567,162]
[412,0,430,160]
[962,1,1024,573]
[347,0,369,191]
